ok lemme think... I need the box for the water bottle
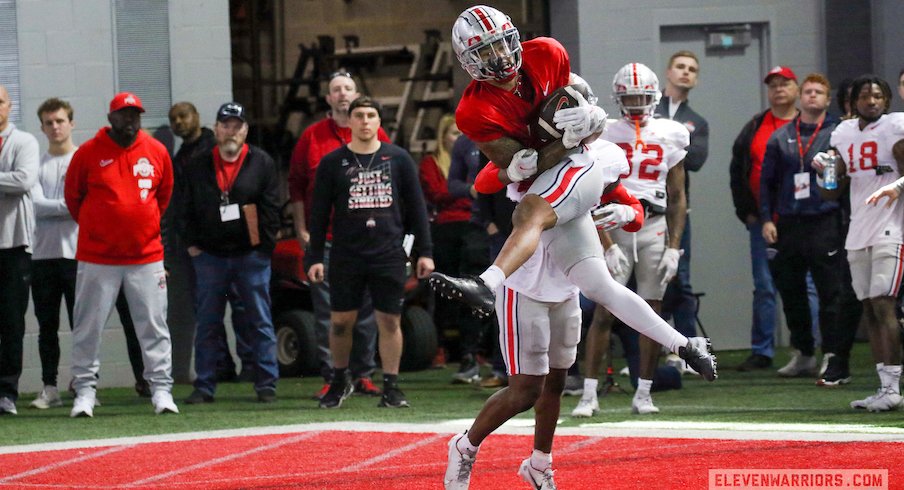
[823,155,838,190]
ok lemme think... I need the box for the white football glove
[811,152,833,173]
[658,248,683,287]
[604,244,629,277]
[592,203,637,231]
[505,148,538,183]
[553,97,607,149]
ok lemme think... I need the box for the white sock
[877,363,887,388]
[459,432,479,455]
[884,365,902,394]
[583,377,599,396]
[530,449,552,471]
[479,265,506,291]
[567,257,687,352]
[636,378,653,396]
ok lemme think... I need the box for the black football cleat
[428,272,495,318]
[679,337,718,382]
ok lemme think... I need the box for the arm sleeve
[474,162,506,194]
[64,147,88,222]
[0,135,39,195]
[32,177,70,218]
[729,119,754,222]
[600,180,644,232]
[759,137,780,221]
[259,152,282,249]
[419,155,454,206]
[306,155,333,265]
[175,162,194,247]
[156,153,174,215]
[683,116,709,172]
[400,153,433,258]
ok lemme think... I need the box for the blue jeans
[191,251,278,395]
[748,223,777,358]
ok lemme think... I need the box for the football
[529,84,592,145]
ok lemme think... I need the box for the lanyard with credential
[796,115,824,172]
[217,155,243,204]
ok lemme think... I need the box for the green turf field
[3,344,902,446]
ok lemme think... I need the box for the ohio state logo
[133,158,154,177]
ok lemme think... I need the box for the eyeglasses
[328,70,353,81]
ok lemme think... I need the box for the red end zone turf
[0,431,900,489]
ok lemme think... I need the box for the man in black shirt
[307,97,434,408]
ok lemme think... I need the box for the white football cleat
[866,389,903,412]
[70,390,97,418]
[518,457,557,489]
[850,388,884,409]
[632,393,660,414]
[444,433,477,489]
[152,391,180,415]
[570,395,599,418]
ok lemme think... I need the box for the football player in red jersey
[429,6,716,400]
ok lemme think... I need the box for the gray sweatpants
[71,261,173,394]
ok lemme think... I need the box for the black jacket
[178,144,281,256]
[729,109,770,223]
[162,128,215,265]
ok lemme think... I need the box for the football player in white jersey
[574,62,691,417]
[444,139,643,490]
[812,75,904,412]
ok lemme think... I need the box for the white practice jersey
[504,139,630,302]
[603,117,689,209]
[830,113,904,250]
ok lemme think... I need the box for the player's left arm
[665,161,687,249]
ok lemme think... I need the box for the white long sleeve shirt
[32,149,79,259]
[0,123,39,252]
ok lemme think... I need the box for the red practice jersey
[455,37,570,148]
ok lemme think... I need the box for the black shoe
[134,380,152,398]
[678,337,717,381]
[428,272,495,318]
[736,354,773,372]
[319,379,354,409]
[185,389,215,404]
[817,356,851,387]
[257,387,277,403]
[378,386,410,408]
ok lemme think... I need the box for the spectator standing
[421,116,491,384]
[179,102,281,404]
[0,84,39,415]
[28,98,79,409]
[307,97,434,409]
[731,66,802,371]
[288,71,390,397]
[759,74,847,379]
[166,101,254,383]
[65,92,178,417]
[656,51,710,366]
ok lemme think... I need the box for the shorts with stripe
[526,157,603,225]
[848,243,904,300]
[495,285,581,376]
[610,214,668,300]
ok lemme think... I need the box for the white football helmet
[612,62,662,122]
[451,5,522,82]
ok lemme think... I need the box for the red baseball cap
[764,66,797,84]
[109,92,145,113]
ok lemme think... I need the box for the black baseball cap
[216,102,246,123]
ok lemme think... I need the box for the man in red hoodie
[64,92,177,417]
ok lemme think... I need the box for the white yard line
[0,445,135,484]
[1,419,903,457]
[338,433,446,472]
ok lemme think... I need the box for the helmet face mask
[612,63,662,123]
[452,5,522,82]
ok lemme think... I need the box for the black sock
[383,374,398,389]
[332,368,349,385]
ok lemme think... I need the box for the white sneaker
[71,390,97,418]
[518,458,557,489]
[30,386,62,409]
[850,388,884,409]
[818,353,835,377]
[0,397,17,415]
[571,395,599,418]
[776,350,817,377]
[866,389,904,412]
[152,391,179,415]
[444,433,476,489]
[632,393,660,414]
